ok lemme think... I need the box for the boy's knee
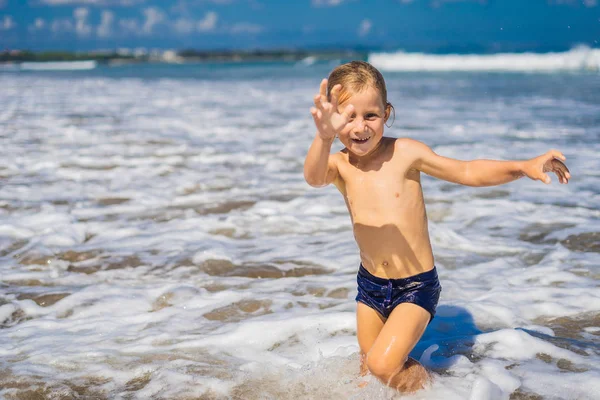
[366,352,407,382]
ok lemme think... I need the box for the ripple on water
[15,292,70,307]
[96,197,131,206]
[198,259,332,278]
[0,240,28,257]
[534,312,600,342]
[509,388,544,400]
[66,255,143,274]
[0,370,110,400]
[202,299,273,322]
[291,285,349,299]
[518,222,575,245]
[561,232,600,253]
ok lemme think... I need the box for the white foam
[0,67,598,399]
[370,46,600,72]
[19,60,97,71]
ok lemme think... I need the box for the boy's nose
[352,119,367,133]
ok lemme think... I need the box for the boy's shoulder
[393,137,426,150]
[393,137,433,160]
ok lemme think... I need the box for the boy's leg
[356,302,385,376]
[365,303,431,393]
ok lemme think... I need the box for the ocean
[1,48,599,399]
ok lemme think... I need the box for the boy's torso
[333,137,435,279]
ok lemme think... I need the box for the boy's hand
[310,79,354,141]
[524,150,571,184]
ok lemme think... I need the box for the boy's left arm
[405,139,571,186]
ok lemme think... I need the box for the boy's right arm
[303,78,354,188]
[303,134,338,187]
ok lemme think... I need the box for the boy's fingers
[542,174,551,184]
[320,79,328,101]
[550,149,566,161]
[313,94,324,110]
[310,110,319,125]
[330,84,341,110]
[552,158,570,174]
[319,79,327,98]
[340,104,354,120]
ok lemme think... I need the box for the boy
[303,61,570,392]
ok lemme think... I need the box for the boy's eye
[366,114,379,119]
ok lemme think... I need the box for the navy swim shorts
[355,264,441,321]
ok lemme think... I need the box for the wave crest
[369,46,600,72]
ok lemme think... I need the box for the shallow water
[0,59,599,399]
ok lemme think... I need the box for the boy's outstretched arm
[304,133,337,187]
[304,79,354,187]
[404,139,571,187]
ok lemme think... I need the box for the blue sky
[1,0,599,52]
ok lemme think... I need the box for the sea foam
[0,64,598,399]
[370,46,600,72]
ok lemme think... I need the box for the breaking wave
[369,46,600,72]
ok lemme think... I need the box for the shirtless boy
[303,61,570,393]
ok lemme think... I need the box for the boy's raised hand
[524,150,571,184]
[310,79,354,141]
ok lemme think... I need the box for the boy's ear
[384,103,391,122]
[384,102,395,128]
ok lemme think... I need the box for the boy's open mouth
[352,136,371,144]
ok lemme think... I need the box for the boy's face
[337,87,389,157]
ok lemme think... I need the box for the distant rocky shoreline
[0,49,369,65]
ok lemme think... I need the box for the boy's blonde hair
[327,60,393,123]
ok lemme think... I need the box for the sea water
[0,50,599,399]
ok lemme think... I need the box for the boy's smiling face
[337,86,389,157]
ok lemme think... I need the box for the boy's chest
[339,164,418,208]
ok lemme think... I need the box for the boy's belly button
[382,261,388,266]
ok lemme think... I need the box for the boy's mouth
[352,136,371,144]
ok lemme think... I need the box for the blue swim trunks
[355,264,441,321]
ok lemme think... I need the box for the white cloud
[358,18,371,37]
[142,7,165,34]
[1,15,15,30]
[74,7,92,36]
[550,0,597,6]
[230,22,263,34]
[170,0,233,13]
[312,0,345,6]
[51,18,74,33]
[197,11,218,32]
[40,0,146,5]
[170,0,189,14]
[97,10,114,37]
[74,6,88,17]
[430,0,486,6]
[28,17,46,32]
[119,17,139,34]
